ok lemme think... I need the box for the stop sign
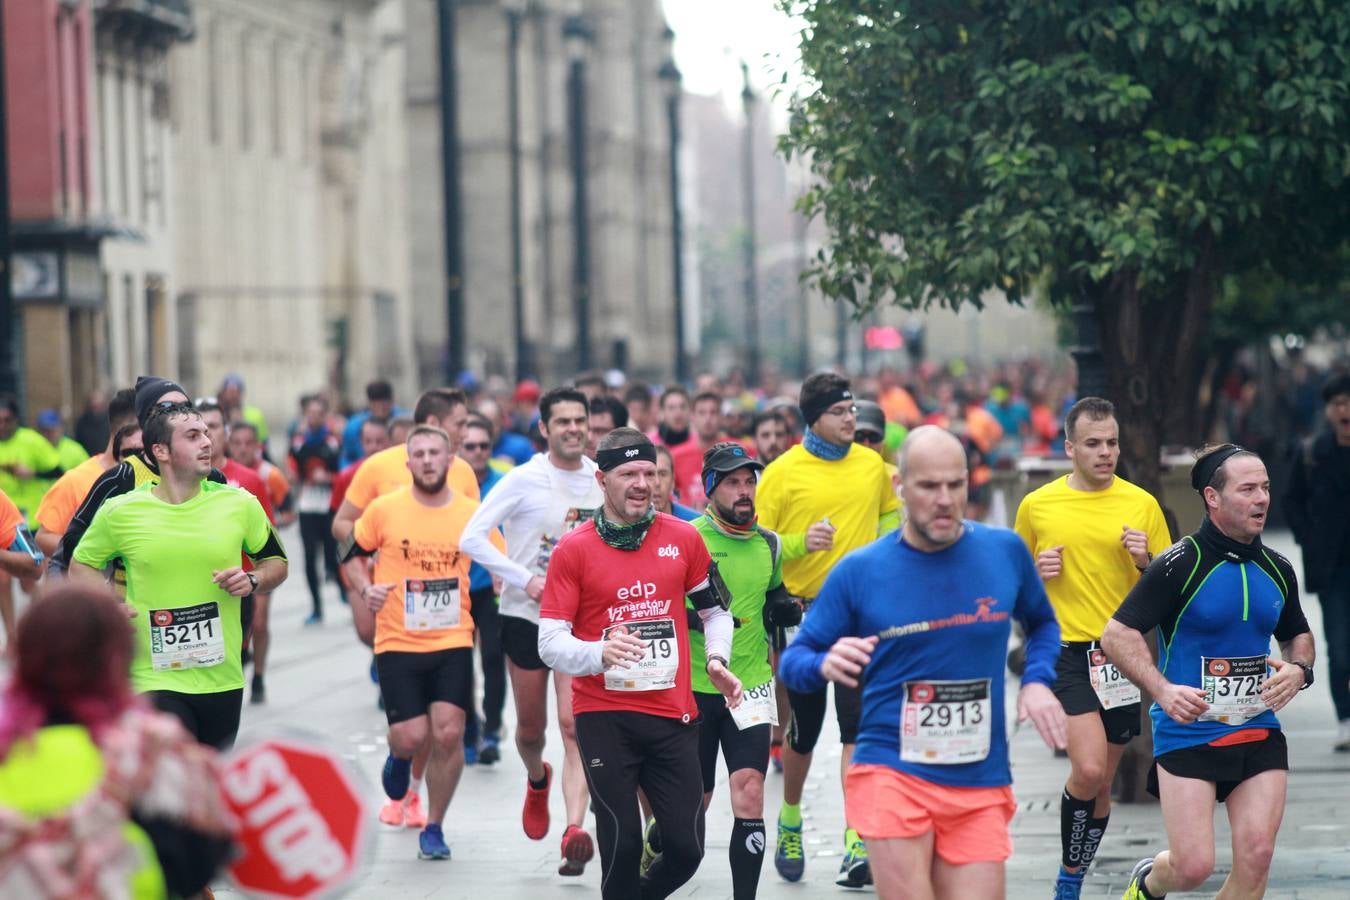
[221,737,372,899]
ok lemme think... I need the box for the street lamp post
[563,14,593,372]
[740,61,760,388]
[505,0,528,382]
[437,0,466,382]
[658,38,687,384]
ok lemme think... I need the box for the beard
[413,471,448,494]
[713,498,755,527]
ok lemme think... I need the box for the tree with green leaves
[780,0,1350,494]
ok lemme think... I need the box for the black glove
[762,586,802,631]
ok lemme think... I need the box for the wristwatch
[705,654,729,673]
[1294,661,1314,690]
[245,571,259,594]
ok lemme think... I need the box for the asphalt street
[212,528,1350,899]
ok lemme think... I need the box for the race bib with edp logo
[1199,654,1268,724]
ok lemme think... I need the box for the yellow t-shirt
[756,443,898,598]
[1013,474,1171,641]
[344,444,479,510]
[353,487,503,654]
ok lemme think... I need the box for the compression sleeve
[697,605,733,663]
[537,618,605,676]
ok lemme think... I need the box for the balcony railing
[94,0,193,41]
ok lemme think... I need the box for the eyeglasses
[460,442,491,452]
[821,404,858,418]
[856,432,884,444]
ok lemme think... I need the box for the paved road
[214,529,1350,899]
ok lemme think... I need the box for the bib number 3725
[149,602,225,671]
[1200,655,1268,724]
[900,678,991,765]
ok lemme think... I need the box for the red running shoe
[522,761,552,840]
[558,824,594,876]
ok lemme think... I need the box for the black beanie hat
[134,375,187,426]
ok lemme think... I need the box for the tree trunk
[1091,235,1218,801]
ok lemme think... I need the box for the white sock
[407,775,423,799]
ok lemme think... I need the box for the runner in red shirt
[199,400,274,705]
[539,428,743,900]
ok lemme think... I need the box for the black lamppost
[741,61,761,387]
[437,0,466,381]
[563,14,593,371]
[505,0,528,381]
[658,33,687,384]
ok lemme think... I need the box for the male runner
[35,387,137,557]
[669,391,725,508]
[1104,444,1315,900]
[756,371,899,886]
[290,394,343,625]
[656,386,693,448]
[0,488,43,582]
[70,402,288,749]
[229,419,295,528]
[199,399,276,704]
[653,445,700,521]
[461,387,601,875]
[1013,396,1171,898]
[537,427,742,900]
[751,409,790,465]
[346,425,503,861]
[780,426,1067,900]
[666,441,800,899]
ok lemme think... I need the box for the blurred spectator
[341,380,404,467]
[35,409,90,474]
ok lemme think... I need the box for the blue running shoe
[836,832,870,888]
[369,656,380,684]
[418,823,451,860]
[774,819,805,882]
[382,755,411,801]
[1055,866,1085,899]
[479,732,501,765]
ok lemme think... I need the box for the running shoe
[403,792,427,829]
[250,673,266,705]
[369,656,380,684]
[1055,866,1085,899]
[464,742,478,766]
[303,612,323,626]
[418,823,451,860]
[774,819,805,882]
[1122,857,1155,900]
[639,818,660,878]
[478,732,501,765]
[522,761,552,840]
[382,755,411,801]
[558,824,594,876]
[836,833,870,888]
[769,741,783,773]
[378,796,405,827]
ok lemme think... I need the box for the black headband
[1190,445,1247,494]
[801,387,853,427]
[597,442,658,472]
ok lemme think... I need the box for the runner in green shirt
[644,441,802,900]
[71,402,288,749]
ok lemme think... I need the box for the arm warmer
[698,605,733,664]
[537,618,605,676]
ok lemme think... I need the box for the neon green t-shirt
[688,516,782,694]
[73,480,282,694]
[0,426,61,527]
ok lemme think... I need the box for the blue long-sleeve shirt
[779,522,1060,787]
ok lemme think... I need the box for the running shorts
[1149,729,1287,803]
[1053,641,1141,745]
[147,688,244,751]
[500,614,547,671]
[694,690,770,794]
[785,680,861,753]
[376,647,475,725]
[844,764,1016,865]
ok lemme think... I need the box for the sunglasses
[117,445,143,460]
[461,442,491,452]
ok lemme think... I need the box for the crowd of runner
[0,362,1347,899]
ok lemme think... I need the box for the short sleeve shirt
[540,514,713,720]
[354,487,502,654]
[35,456,107,535]
[72,481,282,695]
[344,444,479,510]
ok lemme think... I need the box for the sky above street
[661,0,804,107]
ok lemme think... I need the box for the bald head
[897,425,967,480]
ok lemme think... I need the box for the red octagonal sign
[221,738,371,899]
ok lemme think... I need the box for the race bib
[149,603,226,672]
[603,618,679,692]
[1088,648,1141,709]
[297,483,332,514]
[900,679,991,765]
[1199,655,1268,724]
[531,507,596,575]
[403,577,461,632]
[729,678,778,731]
